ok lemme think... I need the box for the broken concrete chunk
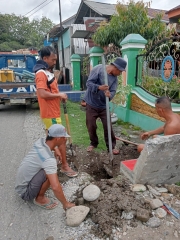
[131,184,146,192]
[161,193,172,201]
[147,185,161,196]
[149,199,163,209]
[155,208,167,218]
[165,184,180,195]
[155,187,168,193]
[146,217,161,228]
[131,135,180,184]
[83,184,101,201]
[121,211,134,220]
[66,206,90,227]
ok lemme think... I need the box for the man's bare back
[164,113,180,135]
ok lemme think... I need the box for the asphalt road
[0,105,70,240]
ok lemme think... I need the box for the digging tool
[115,136,139,146]
[62,100,75,156]
[101,55,114,163]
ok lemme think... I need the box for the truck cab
[0,54,37,105]
[0,54,36,73]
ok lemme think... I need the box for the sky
[0,0,179,24]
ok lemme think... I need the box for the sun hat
[111,57,127,71]
[48,124,70,138]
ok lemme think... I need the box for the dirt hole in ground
[68,144,140,179]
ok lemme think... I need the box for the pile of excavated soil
[65,145,145,237]
[62,145,180,239]
[75,177,152,237]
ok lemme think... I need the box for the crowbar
[101,55,114,163]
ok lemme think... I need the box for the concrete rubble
[120,134,180,184]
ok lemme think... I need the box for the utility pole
[58,0,66,83]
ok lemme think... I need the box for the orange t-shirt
[35,71,61,119]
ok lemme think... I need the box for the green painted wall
[59,29,70,50]
[110,103,163,131]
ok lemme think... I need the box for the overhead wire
[27,0,54,17]
[23,0,48,16]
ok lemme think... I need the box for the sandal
[60,170,78,178]
[33,199,58,210]
[87,145,95,152]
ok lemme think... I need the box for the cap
[111,57,127,72]
[48,124,70,138]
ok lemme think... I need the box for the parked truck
[0,54,37,105]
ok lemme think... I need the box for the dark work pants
[86,104,116,150]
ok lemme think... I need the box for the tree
[0,14,55,51]
[92,0,171,50]
[27,17,55,49]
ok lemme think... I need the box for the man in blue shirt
[84,57,127,154]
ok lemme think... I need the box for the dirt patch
[69,144,140,179]
[77,177,152,237]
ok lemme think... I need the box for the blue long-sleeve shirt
[84,64,118,109]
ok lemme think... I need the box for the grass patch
[59,101,142,151]
[175,182,180,186]
[117,119,130,129]
[121,129,129,137]
[132,126,142,131]
[60,101,107,151]
[117,119,142,131]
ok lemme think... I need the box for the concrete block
[120,134,180,185]
[120,159,136,182]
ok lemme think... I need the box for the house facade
[45,1,180,84]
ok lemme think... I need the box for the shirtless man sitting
[137,96,180,152]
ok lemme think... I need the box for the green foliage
[111,74,132,112]
[93,0,168,48]
[133,125,142,131]
[142,75,180,100]
[59,101,142,151]
[117,119,142,130]
[0,14,54,51]
[81,56,90,76]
